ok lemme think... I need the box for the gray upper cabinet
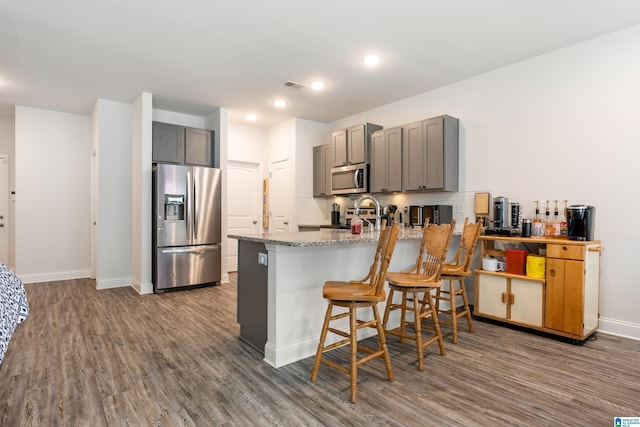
[402,115,459,192]
[332,123,382,166]
[331,129,348,166]
[313,144,333,197]
[153,121,214,166]
[185,127,213,166]
[370,127,402,193]
[153,122,185,164]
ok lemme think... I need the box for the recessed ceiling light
[310,81,325,91]
[363,54,381,67]
[246,113,257,121]
[274,99,287,108]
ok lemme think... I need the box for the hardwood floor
[1,274,639,426]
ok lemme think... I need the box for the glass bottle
[552,200,561,237]
[559,200,568,238]
[544,200,553,237]
[532,200,544,237]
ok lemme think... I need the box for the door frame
[227,159,263,271]
[0,154,9,266]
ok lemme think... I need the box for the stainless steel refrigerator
[152,163,222,292]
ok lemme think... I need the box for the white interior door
[269,159,291,232]
[0,155,8,266]
[227,161,261,272]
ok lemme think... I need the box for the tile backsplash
[297,191,491,233]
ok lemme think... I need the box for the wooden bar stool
[311,222,399,403]
[383,221,455,371]
[434,218,483,343]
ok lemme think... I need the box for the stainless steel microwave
[331,163,369,195]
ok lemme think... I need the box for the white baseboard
[96,276,131,290]
[597,317,640,341]
[19,269,91,284]
[132,280,154,295]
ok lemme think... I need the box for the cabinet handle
[549,269,556,278]
[501,292,507,303]
[510,294,515,305]
[589,246,605,252]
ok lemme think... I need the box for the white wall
[294,118,329,225]
[15,106,91,282]
[228,123,268,164]
[326,25,640,339]
[92,99,133,289]
[131,93,153,294]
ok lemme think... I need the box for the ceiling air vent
[283,80,307,90]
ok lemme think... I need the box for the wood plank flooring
[1,274,639,426]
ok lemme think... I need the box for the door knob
[252,220,258,224]
[284,221,289,225]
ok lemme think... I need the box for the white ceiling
[2,1,640,127]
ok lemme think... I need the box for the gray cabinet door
[402,121,424,191]
[313,144,333,197]
[386,126,403,192]
[185,128,212,166]
[323,144,333,196]
[347,124,366,165]
[424,117,444,189]
[370,127,402,193]
[153,122,185,164]
[424,115,458,191]
[369,130,386,192]
[313,145,323,197]
[332,129,347,166]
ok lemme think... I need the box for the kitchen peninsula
[229,228,426,368]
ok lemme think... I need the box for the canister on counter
[532,219,545,237]
[522,218,532,237]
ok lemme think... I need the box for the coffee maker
[567,205,595,241]
[492,197,508,229]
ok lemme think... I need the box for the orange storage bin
[506,249,527,275]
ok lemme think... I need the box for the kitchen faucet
[354,194,381,231]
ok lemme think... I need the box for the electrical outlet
[258,252,268,266]
[457,203,464,214]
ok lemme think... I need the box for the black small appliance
[567,205,595,241]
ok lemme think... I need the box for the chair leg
[349,306,358,403]
[448,278,459,344]
[425,291,446,356]
[412,291,425,371]
[311,302,333,382]
[382,288,394,332]
[459,278,474,333]
[399,291,407,343]
[372,305,393,382]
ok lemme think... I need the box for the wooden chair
[434,218,483,343]
[382,220,455,371]
[311,222,399,403]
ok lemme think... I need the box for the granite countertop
[228,227,426,247]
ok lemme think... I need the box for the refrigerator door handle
[161,245,220,254]
[186,169,192,241]
[193,171,198,240]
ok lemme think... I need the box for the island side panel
[264,238,420,368]
[237,240,268,353]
